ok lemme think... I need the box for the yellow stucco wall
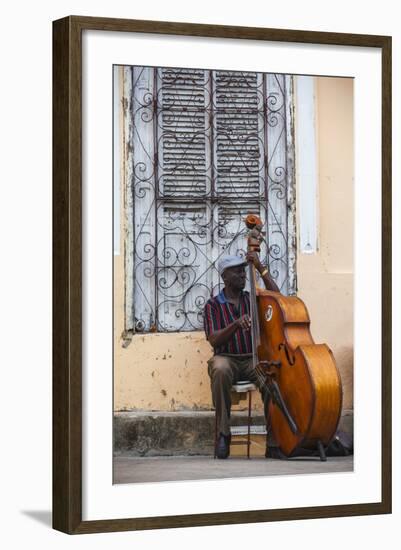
[296,77,354,410]
[114,75,354,413]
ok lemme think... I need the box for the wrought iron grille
[127,66,295,333]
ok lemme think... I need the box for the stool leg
[214,411,217,459]
[247,390,252,459]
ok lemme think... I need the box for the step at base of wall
[114,410,353,457]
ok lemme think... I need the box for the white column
[295,76,319,254]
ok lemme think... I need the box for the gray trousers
[207,354,271,436]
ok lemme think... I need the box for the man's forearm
[260,270,280,292]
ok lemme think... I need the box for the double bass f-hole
[278,343,296,366]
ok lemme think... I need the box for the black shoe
[216,433,231,459]
[265,445,287,460]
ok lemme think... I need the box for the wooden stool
[214,380,257,459]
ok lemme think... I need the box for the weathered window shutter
[214,71,263,198]
[130,66,157,332]
[212,71,268,280]
[158,68,209,198]
[155,69,211,331]
[125,67,296,333]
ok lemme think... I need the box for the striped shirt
[203,289,252,355]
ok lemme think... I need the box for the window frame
[118,65,298,335]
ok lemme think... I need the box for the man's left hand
[246,251,263,272]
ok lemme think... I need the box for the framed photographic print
[53,15,391,534]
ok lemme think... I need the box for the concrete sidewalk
[114,455,353,484]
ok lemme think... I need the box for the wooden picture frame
[53,15,392,534]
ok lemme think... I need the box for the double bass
[245,214,342,460]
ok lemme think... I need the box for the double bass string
[248,259,267,391]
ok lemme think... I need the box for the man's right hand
[236,315,251,330]
[208,314,252,349]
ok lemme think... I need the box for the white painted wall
[296,76,319,253]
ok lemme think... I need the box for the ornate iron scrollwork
[130,67,292,332]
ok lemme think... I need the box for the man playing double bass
[203,252,280,459]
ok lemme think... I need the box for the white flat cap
[218,255,247,275]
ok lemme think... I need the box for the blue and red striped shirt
[203,289,253,355]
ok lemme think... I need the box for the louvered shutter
[214,71,264,199]
[158,68,209,198]
[156,68,211,331]
[212,71,268,268]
